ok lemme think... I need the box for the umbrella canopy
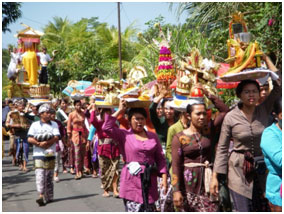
[62,80,92,96]
[217,63,239,89]
[84,85,96,97]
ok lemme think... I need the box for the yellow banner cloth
[22,51,38,85]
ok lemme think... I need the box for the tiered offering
[157,46,176,84]
[220,12,272,82]
[176,71,191,96]
[93,79,121,107]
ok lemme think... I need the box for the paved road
[2,140,125,212]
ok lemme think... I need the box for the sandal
[70,168,75,175]
[92,174,98,178]
[84,169,91,175]
[102,192,110,197]
[74,175,81,180]
[113,193,120,198]
[36,197,46,206]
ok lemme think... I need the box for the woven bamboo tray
[95,101,118,108]
[126,100,151,108]
[219,68,273,82]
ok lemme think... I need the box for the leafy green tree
[2,2,22,33]
[40,17,141,95]
[174,2,282,67]
[94,22,140,79]
[2,49,11,99]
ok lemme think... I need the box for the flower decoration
[184,169,193,182]
[179,135,191,145]
[268,18,275,26]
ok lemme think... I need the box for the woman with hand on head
[210,78,281,212]
[102,99,167,212]
[89,104,120,198]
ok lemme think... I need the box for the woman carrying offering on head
[210,77,281,212]
[102,99,167,212]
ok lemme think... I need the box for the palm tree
[172,2,282,65]
[2,2,22,33]
[94,22,140,77]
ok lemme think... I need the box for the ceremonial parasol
[84,85,96,97]
[62,80,92,96]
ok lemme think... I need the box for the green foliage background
[2,2,281,105]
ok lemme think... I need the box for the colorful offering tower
[157,46,176,85]
[153,24,176,97]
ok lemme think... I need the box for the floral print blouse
[171,131,212,195]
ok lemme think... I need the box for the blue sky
[2,2,188,49]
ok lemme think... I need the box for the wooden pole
[117,2,122,79]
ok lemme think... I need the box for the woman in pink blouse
[67,100,88,180]
[89,105,120,198]
[102,99,167,212]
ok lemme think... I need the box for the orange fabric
[117,109,156,133]
[67,111,87,144]
[117,112,129,130]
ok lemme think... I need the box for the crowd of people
[2,56,282,212]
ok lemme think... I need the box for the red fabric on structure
[18,38,40,43]
[217,63,239,89]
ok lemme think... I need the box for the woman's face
[239,84,260,107]
[189,104,207,130]
[164,101,175,120]
[50,113,56,120]
[31,105,37,113]
[130,113,146,133]
[17,104,25,112]
[61,101,67,110]
[75,102,81,111]
[156,107,164,117]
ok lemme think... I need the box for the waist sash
[184,161,212,194]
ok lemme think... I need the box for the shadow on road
[3,189,36,201]
[53,193,98,202]
[2,167,22,173]
[2,172,34,190]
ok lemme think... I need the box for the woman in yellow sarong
[22,42,39,86]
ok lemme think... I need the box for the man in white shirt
[37,47,53,84]
[28,104,60,206]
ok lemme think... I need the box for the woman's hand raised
[118,99,127,112]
